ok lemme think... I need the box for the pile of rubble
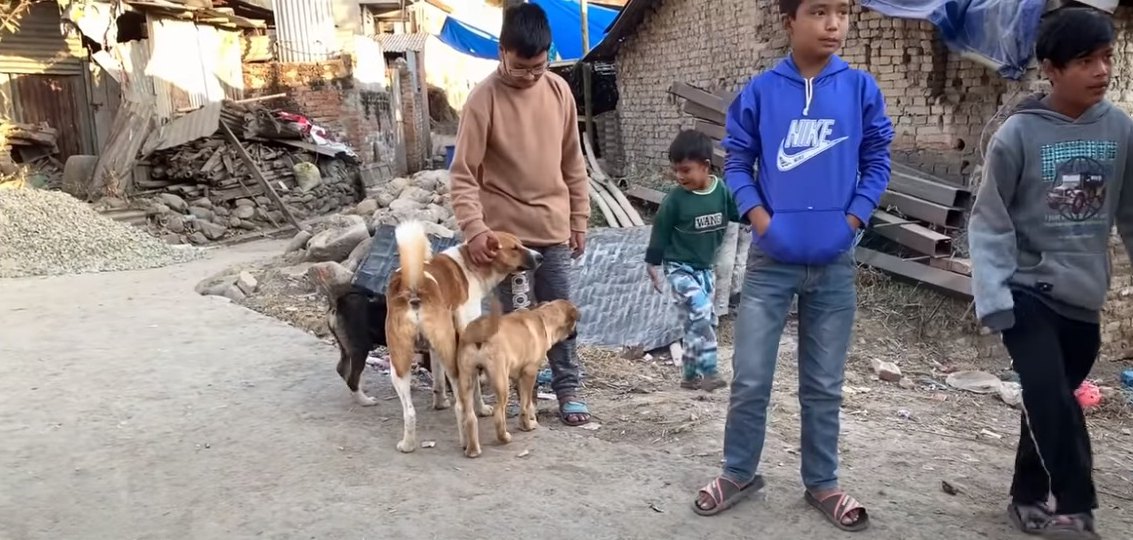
[197,169,455,308]
[2,122,65,189]
[133,101,365,245]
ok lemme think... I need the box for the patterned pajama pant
[664,262,719,380]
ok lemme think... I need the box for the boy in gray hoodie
[969,7,1133,538]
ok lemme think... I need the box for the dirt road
[1,241,1129,539]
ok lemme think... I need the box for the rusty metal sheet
[142,102,221,155]
[9,74,93,160]
[855,247,972,297]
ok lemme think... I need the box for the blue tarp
[435,0,619,62]
[861,0,1045,79]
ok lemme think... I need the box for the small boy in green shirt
[645,130,740,391]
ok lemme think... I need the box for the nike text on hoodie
[722,55,895,265]
[968,96,1133,332]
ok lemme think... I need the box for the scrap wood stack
[132,101,363,245]
[1,122,64,189]
[656,82,975,297]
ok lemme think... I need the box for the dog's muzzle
[523,249,544,270]
[566,330,578,341]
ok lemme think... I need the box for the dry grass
[855,264,978,343]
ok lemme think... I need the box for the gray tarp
[353,225,684,350]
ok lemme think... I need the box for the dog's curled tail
[394,221,432,293]
[461,297,503,348]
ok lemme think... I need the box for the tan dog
[385,221,542,453]
[457,298,581,458]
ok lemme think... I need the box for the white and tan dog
[384,221,542,453]
[457,298,580,458]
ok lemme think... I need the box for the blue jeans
[721,245,857,491]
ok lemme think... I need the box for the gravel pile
[0,188,202,278]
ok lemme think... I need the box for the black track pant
[1001,292,1099,515]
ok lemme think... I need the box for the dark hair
[500,4,552,58]
[668,130,714,164]
[1036,7,1115,69]
[779,0,802,17]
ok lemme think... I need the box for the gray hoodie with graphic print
[969,95,1133,331]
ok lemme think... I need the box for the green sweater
[645,177,740,269]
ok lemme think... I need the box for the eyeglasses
[504,57,547,78]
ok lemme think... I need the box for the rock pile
[0,187,200,278]
[196,169,458,304]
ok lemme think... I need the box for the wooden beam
[694,119,726,141]
[880,190,964,228]
[668,82,727,115]
[219,123,303,231]
[625,184,665,205]
[870,210,952,257]
[683,100,726,126]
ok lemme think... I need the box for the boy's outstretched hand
[646,265,664,294]
[468,230,500,265]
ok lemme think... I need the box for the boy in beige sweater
[448,3,591,426]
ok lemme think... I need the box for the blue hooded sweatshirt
[723,55,894,265]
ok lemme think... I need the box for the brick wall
[243,59,401,167]
[616,2,1133,184]
[615,1,1133,359]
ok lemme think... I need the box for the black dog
[328,284,433,406]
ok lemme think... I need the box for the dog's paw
[464,445,482,458]
[519,419,539,432]
[353,391,379,407]
[475,404,494,417]
[497,431,512,444]
[396,439,417,453]
[432,397,451,410]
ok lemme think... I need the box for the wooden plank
[590,178,631,227]
[218,122,303,231]
[683,100,726,125]
[870,210,952,257]
[625,184,665,205]
[855,247,972,297]
[880,190,964,228]
[889,169,972,208]
[694,119,726,141]
[668,82,727,115]
[929,257,972,276]
[212,183,265,202]
[712,146,725,168]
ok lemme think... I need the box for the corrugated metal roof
[377,33,429,53]
[272,0,337,62]
[142,101,221,155]
[582,0,662,62]
[0,2,85,75]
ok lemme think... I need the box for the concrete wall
[615,2,1133,185]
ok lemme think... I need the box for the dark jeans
[1002,291,1099,515]
[493,244,581,398]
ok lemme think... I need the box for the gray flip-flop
[1008,502,1052,535]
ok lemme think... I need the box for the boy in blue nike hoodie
[692,0,892,532]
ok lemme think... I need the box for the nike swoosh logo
[776,136,850,172]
